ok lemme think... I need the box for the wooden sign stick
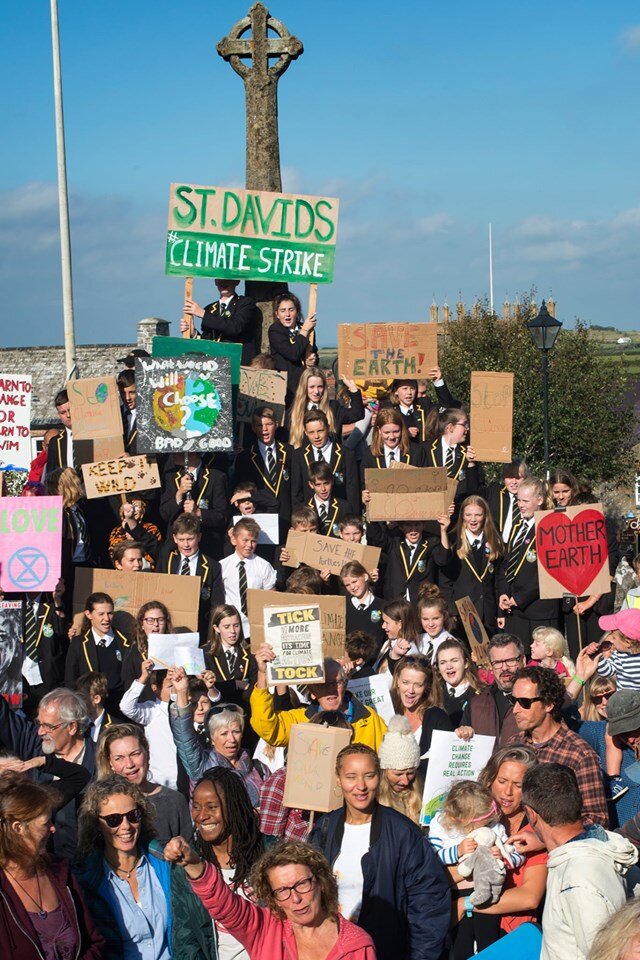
[307,283,318,347]
[182,277,194,338]
[575,597,583,651]
[308,810,315,832]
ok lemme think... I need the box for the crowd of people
[2,279,640,960]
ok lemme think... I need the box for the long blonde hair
[580,674,617,721]
[588,898,640,960]
[378,771,423,824]
[455,495,504,563]
[288,367,335,448]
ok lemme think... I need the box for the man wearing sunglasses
[512,665,608,827]
[456,634,526,745]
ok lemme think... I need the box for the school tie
[505,523,529,582]
[358,603,366,611]
[97,638,106,648]
[387,450,398,468]
[445,446,455,475]
[226,648,237,676]
[23,599,39,661]
[318,503,328,533]
[448,686,456,697]
[315,447,323,462]
[266,446,277,488]
[180,555,190,576]
[511,494,521,526]
[238,561,248,615]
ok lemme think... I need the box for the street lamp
[526,300,562,480]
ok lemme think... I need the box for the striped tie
[23,600,39,661]
[444,446,455,475]
[266,447,278,488]
[505,523,529,582]
[319,503,328,533]
[238,561,248,615]
[511,494,521,527]
[180,556,190,575]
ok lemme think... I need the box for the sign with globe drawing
[135,355,233,453]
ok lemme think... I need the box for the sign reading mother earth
[135,356,233,453]
[166,183,339,284]
[0,496,62,593]
[535,503,611,599]
[338,323,439,380]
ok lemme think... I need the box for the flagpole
[50,0,77,379]
[489,223,494,315]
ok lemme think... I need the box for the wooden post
[308,810,315,833]
[575,597,583,651]
[182,278,194,338]
[307,283,317,347]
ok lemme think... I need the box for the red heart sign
[536,508,608,597]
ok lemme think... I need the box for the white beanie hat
[378,715,421,771]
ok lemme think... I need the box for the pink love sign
[0,496,63,593]
[535,504,611,600]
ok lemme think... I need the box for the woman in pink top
[163,836,376,960]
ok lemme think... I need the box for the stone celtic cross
[217,2,303,192]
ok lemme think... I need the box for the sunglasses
[208,703,244,716]
[99,807,143,829]
[592,692,614,705]
[512,696,543,709]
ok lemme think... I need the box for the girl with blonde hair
[377,715,423,824]
[287,366,364,448]
[529,625,575,679]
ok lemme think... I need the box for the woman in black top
[434,638,485,728]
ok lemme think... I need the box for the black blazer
[268,322,309,397]
[495,520,559,621]
[11,594,67,709]
[203,644,258,705]
[418,706,454,776]
[159,461,228,557]
[439,536,499,631]
[483,481,516,540]
[306,495,350,538]
[157,550,224,642]
[345,596,386,652]
[359,445,426,486]
[233,440,294,537]
[425,438,483,502]
[201,294,260,366]
[382,536,450,603]
[292,441,360,513]
[380,382,459,443]
[64,628,130,697]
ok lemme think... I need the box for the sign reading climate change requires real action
[166,184,339,284]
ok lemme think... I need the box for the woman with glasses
[121,601,174,699]
[169,668,266,806]
[75,775,209,960]
[163,836,376,960]
[0,774,105,960]
[426,407,483,505]
[97,723,192,845]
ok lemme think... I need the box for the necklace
[5,868,48,919]
[105,854,140,879]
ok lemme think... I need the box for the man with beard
[455,634,525,745]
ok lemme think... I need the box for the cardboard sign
[470,371,514,463]
[75,435,125,467]
[420,731,495,825]
[0,600,23,707]
[233,513,279,546]
[152,336,242,385]
[147,633,200,669]
[67,376,123,441]
[535,504,611,599]
[338,323,438,381]
[248,590,346,661]
[365,467,454,522]
[135,355,233,454]
[348,675,395,723]
[264,604,324,685]
[283,530,380,576]
[0,497,62,593]
[283,723,352,813]
[455,596,491,668]
[82,455,161,499]
[237,367,287,426]
[72,568,201,634]
[166,183,339,284]
[0,375,32,471]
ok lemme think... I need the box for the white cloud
[415,212,455,236]
[619,25,640,52]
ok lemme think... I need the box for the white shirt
[334,822,371,921]
[178,551,199,575]
[501,492,517,543]
[399,404,414,415]
[312,440,333,463]
[383,444,400,466]
[314,495,331,515]
[91,709,107,743]
[257,440,278,468]
[65,427,75,468]
[465,529,483,550]
[219,297,232,311]
[220,552,277,636]
[351,591,375,611]
[440,437,457,461]
[91,628,114,648]
[119,681,178,789]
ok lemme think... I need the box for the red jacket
[190,861,376,960]
[0,858,104,960]
[27,448,48,483]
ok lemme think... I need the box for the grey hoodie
[541,825,638,960]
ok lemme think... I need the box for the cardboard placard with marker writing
[82,455,161,499]
[283,724,352,813]
[535,504,611,599]
[470,371,514,463]
[67,376,123,441]
[338,323,438,381]
[282,530,380,576]
[237,367,287,425]
[365,467,456,521]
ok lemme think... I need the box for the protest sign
[264,604,324,685]
[233,513,279,546]
[420,731,495,825]
[365,467,452,521]
[75,435,125,467]
[283,723,352,813]
[82,455,161,499]
[348,675,395,723]
[135,355,233,454]
[152,336,242,385]
[0,375,31,471]
[73,568,200,633]
[0,497,62,594]
[283,530,380,576]
[338,323,438,380]
[147,633,200,669]
[455,596,491,668]
[470,372,514,463]
[248,590,346,661]
[237,367,287,425]
[535,503,611,599]
[0,600,23,707]
[166,183,339,284]
[67,376,123,441]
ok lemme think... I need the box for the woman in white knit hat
[377,715,423,824]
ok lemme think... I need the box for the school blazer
[46,429,70,472]
[292,441,360,513]
[382,537,450,602]
[159,463,228,534]
[64,629,130,689]
[158,551,224,640]
[233,441,294,519]
[439,537,498,629]
[201,294,259,366]
[426,439,483,503]
[306,496,350,538]
[359,445,426,486]
[495,521,559,620]
[267,322,308,396]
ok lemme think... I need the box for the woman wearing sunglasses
[75,775,210,960]
[169,668,266,806]
[163,836,376,960]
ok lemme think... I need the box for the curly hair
[513,665,566,721]
[439,779,497,834]
[192,769,263,889]
[251,840,339,920]
[77,775,156,856]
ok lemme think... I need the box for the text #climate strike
[538,517,606,569]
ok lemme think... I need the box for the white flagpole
[489,223,494,315]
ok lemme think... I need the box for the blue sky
[1,0,639,348]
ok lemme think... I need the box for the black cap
[117,348,151,366]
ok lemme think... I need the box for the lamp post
[526,300,562,479]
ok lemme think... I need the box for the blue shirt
[103,854,171,960]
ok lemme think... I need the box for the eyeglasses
[489,656,522,671]
[208,703,244,716]
[456,421,469,429]
[143,616,166,625]
[37,721,68,733]
[271,875,316,902]
[592,692,614,705]
[99,807,143,829]
[512,696,543,709]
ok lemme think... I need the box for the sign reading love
[535,504,611,600]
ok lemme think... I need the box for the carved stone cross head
[217,2,303,82]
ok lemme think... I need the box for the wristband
[464,895,474,917]
[571,675,585,686]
